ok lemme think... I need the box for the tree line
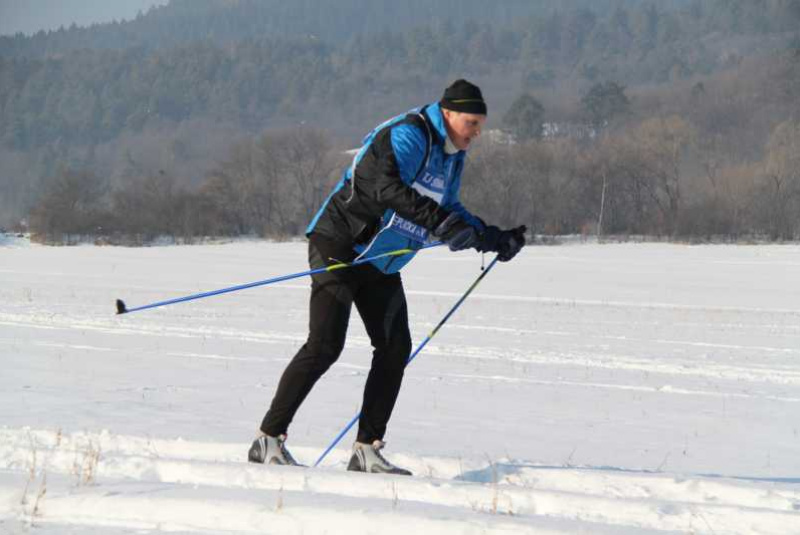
[1,0,695,58]
[466,116,800,242]
[28,47,800,244]
[3,0,798,152]
[3,0,800,242]
[28,128,346,244]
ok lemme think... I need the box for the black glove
[497,225,526,261]
[477,225,526,262]
[434,212,478,251]
[475,225,502,253]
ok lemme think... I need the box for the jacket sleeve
[448,200,485,231]
[363,123,449,230]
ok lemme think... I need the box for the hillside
[0,0,799,239]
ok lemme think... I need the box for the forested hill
[1,0,693,57]
[2,0,798,153]
[1,0,799,241]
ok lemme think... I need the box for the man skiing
[249,79,526,475]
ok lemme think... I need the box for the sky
[0,0,167,36]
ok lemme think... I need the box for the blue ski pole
[116,242,443,315]
[313,254,501,467]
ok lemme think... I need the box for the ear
[442,108,458,126]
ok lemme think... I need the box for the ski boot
[248,433,302,466]
[347,440,412,476]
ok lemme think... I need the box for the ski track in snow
[1,428,799,534]
[2,310,800,389]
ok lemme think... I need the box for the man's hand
[496,225,526,261]
[434,212,478,251]
[477,225,526,262]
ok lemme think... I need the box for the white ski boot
[248,433,302,466]
[347,440,412,476]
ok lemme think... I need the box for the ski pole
[313,254,501,467]
[116,241,443,315]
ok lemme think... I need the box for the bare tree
[29,167,108,243]
[255,128,342,236]
[626,116,696,235]
[201,127,343,238]
[761,120,800,239]
[112,171,191,242]
[463,139,554,234]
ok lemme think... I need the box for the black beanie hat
[440,79,487,115]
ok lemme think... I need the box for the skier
[249,79,526,475]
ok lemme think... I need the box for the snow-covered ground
[2,238,799,534]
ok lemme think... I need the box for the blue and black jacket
[307,102,483,274]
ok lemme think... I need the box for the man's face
[442,109,486,151]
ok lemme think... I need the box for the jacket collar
[422,102,449,147]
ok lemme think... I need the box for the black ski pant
[260,234,412,444]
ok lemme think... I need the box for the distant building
[542,122,597,140]
[483,129,516,145]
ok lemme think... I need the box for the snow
[1,239,800,533]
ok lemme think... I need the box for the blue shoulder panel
[390,123,428,185]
